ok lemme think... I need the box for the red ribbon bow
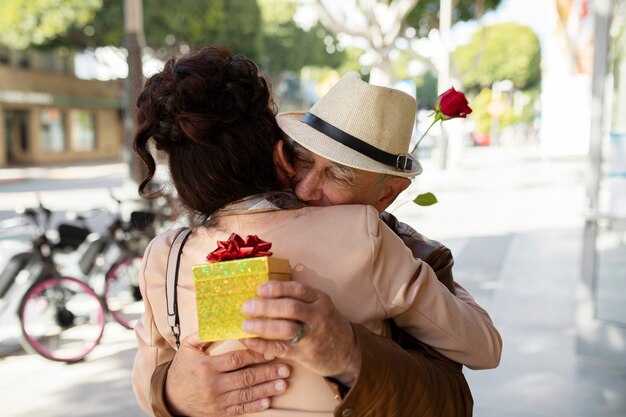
[206,233,273,262]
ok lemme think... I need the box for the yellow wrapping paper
[192,256,291,342]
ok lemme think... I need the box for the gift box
[192,234,290,342]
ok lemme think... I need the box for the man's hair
[375,173,395,189]
[283,136,358,184]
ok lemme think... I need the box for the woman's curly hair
[133,46,283,219]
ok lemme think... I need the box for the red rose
[435,87,472,120]
[411,87,472,153]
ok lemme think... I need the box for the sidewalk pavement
[392,144,626,417]
[1,143,625,417]
[0,161,126,184]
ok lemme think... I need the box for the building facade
[0,48,124,168]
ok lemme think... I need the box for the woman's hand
[240,281,362,386]
[165,334,291,416]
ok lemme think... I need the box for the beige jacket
[133,204,501,416]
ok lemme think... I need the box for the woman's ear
[274,139,296,188]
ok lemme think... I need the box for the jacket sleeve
[332,324,473,417]
[369,213,502,370]
[380,211,455,294]
[132,237,177,416]
[150,361,176,417]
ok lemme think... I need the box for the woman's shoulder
[146,227,193,258]
[300,203,379,218]
[298,204,382,235]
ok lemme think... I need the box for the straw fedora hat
[276,71,422,177]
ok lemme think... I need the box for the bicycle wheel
[18,276,106,363]
[104,256,144,329]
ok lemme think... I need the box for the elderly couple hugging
[131,46,502,417]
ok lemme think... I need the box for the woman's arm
[132,238,176,414]
[372,219,502,370]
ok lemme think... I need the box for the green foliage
[0,0,102,50]
[406,0,503,36]
[259,0,344,74]
[216,0,263,61]
[261,22,344,75]
[469,86,540,134]
[415,71,438,110]
[471,88,493,134]
[453,23,541,93]
[41,0,262,59]
[6,0,343,78]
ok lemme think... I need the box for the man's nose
[294,172,324,204]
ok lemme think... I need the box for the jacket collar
[213,190,304,218]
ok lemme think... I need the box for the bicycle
[53,190,156,330]
[0,204,106,363]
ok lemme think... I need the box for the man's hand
[165,334,291,417]
[240,281,362,386]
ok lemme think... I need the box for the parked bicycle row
[0,190,182,363]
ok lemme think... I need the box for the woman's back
[136,202,424,415]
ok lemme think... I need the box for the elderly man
[147,72,501,417]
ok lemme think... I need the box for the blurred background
[0,0,624,416]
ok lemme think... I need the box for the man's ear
[373,176,411,212]
[274,139,296,188]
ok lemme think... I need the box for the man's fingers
[224,397,272,416]
[241,338,291,358]
[212,349,277,373]
[242,318,302,341]
[222,379,288,414]
[220,361,290,391]
[257,280,320,303]
[243,297,309,320]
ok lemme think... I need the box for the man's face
[288,142,390,210]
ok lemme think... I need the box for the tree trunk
[368,53,395,86]
[124,0,146,186]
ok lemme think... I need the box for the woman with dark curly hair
[131,46,498,417]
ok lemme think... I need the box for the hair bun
[139,48,273,149]
[133,45,281,216]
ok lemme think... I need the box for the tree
[452,22,541,93]
[304,0,503,85]
[0,0,102,50]
[4,0,342,79]
[38,0,262,61]
[405,0,502,33]
[259,0,344,76]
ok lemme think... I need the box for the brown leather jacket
[149,212,472,417]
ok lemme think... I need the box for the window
[0,48,8,65]
[18,53,30,69]
[41,51,54,72]
[3,110,30,163]
[70,110,96,152]
[41,107,66,152]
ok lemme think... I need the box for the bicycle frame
[0,209,62,316]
